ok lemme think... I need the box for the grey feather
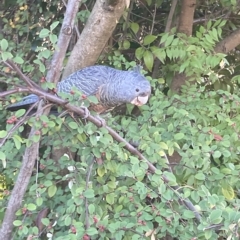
[6,65,151,111]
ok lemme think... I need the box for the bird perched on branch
[6,65,151,114]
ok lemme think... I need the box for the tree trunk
[170,0,196,93]
[62,0,126,79]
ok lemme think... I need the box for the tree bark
[214,28,240,53]
[170,0,196,93]
[62,0,126,79]
[0,1,81,239]
[177,0,196,35]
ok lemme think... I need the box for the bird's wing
[57,66,111,96]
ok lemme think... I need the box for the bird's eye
[135,88,139,92]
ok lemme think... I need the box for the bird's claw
[80,106,105,127]
[81,106,90,119]
[96,115,106,127]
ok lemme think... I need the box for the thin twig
[0,100,40,148]
[85,158,95,229]
[5,60,41,89]
[150,4,157,35]
[62,0,81,38]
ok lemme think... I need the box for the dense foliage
[1,0,240,239]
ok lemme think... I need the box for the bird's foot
[81,106,90,119]
[96,115,106,127]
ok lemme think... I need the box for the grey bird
[6,65,151,114]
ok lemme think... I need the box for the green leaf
[50,21,59,31]
[213,151,221,158]
[0,130,7,138]
[209,209,222,223]
[160,33,169,44]
[64,215,71,226]
[168,147,174,156]
[204,230,212,240]
[152,48,166,63]
[41,49,51,59]
[163,171,177,185]
[41,218,50,226]
[195,172,205,180]
[1,51,13,61]
[135,47,145,60]
[88,204,95,214]
[83,189,95,198]
[0,151,6,168]
[13,220,22,227]
[44,180,53,187]
[48,185,57,198]
[174,133,185,140]
[183,210,196,219]
[36,197,43,206]
[220,168,231,174]
[86,227,98,236]
[68,122,78,129]
[222,185,235,200]
[97,166,105,177]
[164,34,174,47]
[143,50,153,71]
[39,28,50,38]
[13,56,24,64]
[33,134,41,143]
[12,135,22,150]
[130,22,139,34]
[146,0,152,6]
[15,109,26,118]
[143,35,157,45]
[159,142,168,150]
[49,34,58,44]
[1,39,8,51]
[123,40,130,49]
[27,203,37,211]
[39,63,46,73]
[106,193,115,204]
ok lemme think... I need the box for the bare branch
[5,60,41,89]
[0,100,39,148]
[85,158,95,229]
[62,0,81,39]
[0,88,29,98]
[152,0,178,79]
[165,0,178,33]
[46,0,81,84]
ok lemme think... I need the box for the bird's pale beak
[131,95,149,106]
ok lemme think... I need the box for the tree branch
[215,28,240,54]
[152,0,178,79]
[5,60,41,89]
[62,0,126,79]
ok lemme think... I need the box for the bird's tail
[6,94,40,111]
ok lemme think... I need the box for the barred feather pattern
[7,65,151,111]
